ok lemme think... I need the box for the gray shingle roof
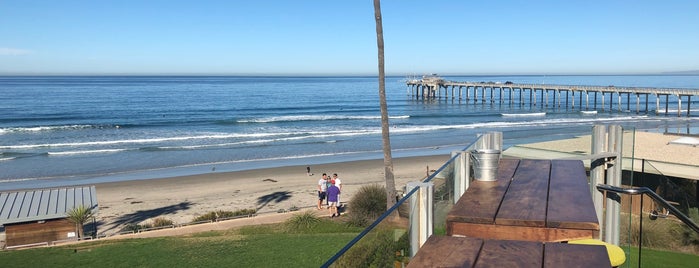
[0,186,98,225]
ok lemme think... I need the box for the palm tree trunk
[373,0,396,210]
[76,223,83,238]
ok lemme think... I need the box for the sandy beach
[95,155,451,234]
[64,131,699,235]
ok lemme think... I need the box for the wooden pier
[406,77,699,116]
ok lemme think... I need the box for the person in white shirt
[317,173,328,209]
[332,173,342,208]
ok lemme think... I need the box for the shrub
[348,184,387,227]
[192,212,219,222]
[192,209,256,222]
[334,228,409,268]
[151,217,174,227]
[231,208,257,217]
[120,223,146,233]
[680,208,699,249]
[285,211,321,232]
[621,210,699,254]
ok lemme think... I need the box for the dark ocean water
[1,75,698,190]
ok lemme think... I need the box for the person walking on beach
[332,173,342,208]
[317,173,328,209]
[307,166,313,176]
[327,179,340,217]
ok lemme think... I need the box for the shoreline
[0,145,466,192]
[95,154,451,234]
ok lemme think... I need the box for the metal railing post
[590,125,607,240]
[605,125,623,245]
[407,181,434,257]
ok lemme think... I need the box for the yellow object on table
[568,239,626,267]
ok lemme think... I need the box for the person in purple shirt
[326,179,341,218]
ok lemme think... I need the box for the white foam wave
[159,134,356,150]
[48,149,128,156]
[501,112,546,117]
[237,115,409,123]
[0,115,655,151]
[0,124,97,135]
[0,132,294,150]
[653,108,699,113]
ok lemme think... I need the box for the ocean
[1,75,698,191]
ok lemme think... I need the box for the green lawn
[624,247,699,268]
[3,219,698,267]
[0,219,362,268]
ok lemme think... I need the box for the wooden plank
[5,218,74,247]
[496,159,550,227]
[543,228,596,242]
[474,239,542,267]
[544,243,611,268]
[447,158,519,228]
[547,160,600,230]
[407,236,483,268]
[449,222,595,242]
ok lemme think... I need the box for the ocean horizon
[1,75,698,191]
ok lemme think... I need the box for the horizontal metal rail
[596,184,699,234]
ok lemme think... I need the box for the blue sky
[1,1,698,75]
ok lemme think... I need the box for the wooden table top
[407,236,612,268]
[447,158,600,242]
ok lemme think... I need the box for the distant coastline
[662,70,699,75]
[2,72,699,77]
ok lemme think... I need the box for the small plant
[66,205,95,238]
[285,211,321,232]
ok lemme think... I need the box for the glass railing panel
[618,185,634,268]
[429,156,455,236]
[620,127,637,268]
[324,133,488,267]
[324,149,462,267]
[633,160,699,267]
[329,210,412,268]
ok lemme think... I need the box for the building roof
[0,186,98,225]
